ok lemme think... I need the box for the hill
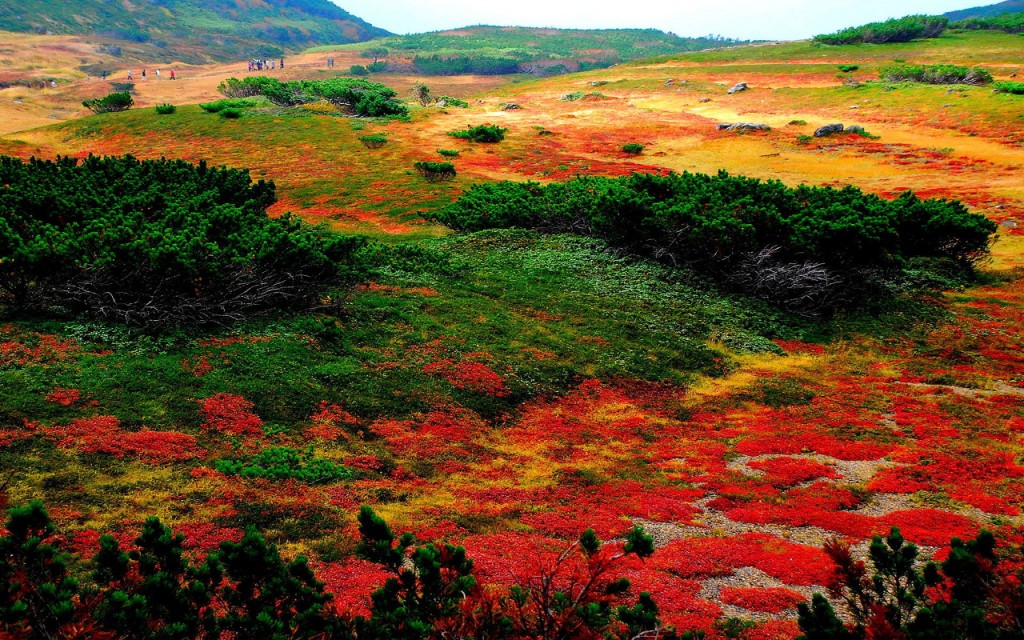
[0,0,390,63]
[946,0,1024,20]
[314,26,751,76]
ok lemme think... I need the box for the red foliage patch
[199,393,263,436]
[719,586,806,613]
[45,416,205,463]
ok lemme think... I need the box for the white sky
[334,0,981,41]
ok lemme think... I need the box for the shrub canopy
[430,172,995,313]
[0,154,365,328]
[217,76,408,117]
[814,15,948,45]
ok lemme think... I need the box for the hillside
[314,26,750,75]
[0,0,389,63]
[946,0,1024,20]
[1,23,1024,640]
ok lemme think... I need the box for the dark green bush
[219,107,243,119]
[350,64,369,76]
[154,103,176,114]
[838,64,860,72]
[0,154,366,328]
[366,61,389,73]
[438,149,460,158]
[621,143,645,154]
[413,161,457,183]
[814,15,948,45]
[82,91,133,113]
[214,446,353,484]
[359,134,388,149]
[429,172,995,313]
[881,63,992,85]
[108,82,134,93]
[217,76,408,117]
[994,81,1024,95]
[448,124,507,142]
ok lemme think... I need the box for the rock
[665,79,675,86]
[698,97,712,103]
[589,80,608,87]
[718,122,771,131]
[999,219,1018,229]
[845,125,865,134]
[435,100,447,108]
[849,105,859,109]
[814,123,844,137]
[501,103,521,111]
[727,82,748,94]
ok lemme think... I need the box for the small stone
[727,82,748,94]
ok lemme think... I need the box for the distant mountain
[0,0,390,63]
[327,26,752,76]
[945,0,1024,20]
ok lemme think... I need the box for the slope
[946,0,1024,20]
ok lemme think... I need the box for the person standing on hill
[169,69,176,80]
[280,58,285,69]
[141,69,147,81]
[127,70,133,81]
[155,69,160,79]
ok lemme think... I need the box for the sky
[334,0,984,41]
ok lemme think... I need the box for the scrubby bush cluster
[82,91,133,113]
[447,124,508,142]
[218,76,408,117]
[214,446,354,484]
[413,54,520,76]
[951,12,1024,34]
[154,103,176,114]
[413,161,457,183]
[814,15,948,45]
[995,81,1024,95]
[0,155,366,328]
[435,95,468,108]
[880,63,992,85]
[621,143,645,154]
[429,171,995,314]
[2,501,673,640]
[359,134,388,149]
[199,98,256,113]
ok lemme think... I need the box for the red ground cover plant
[720,586,806,613]
[199,393,264,436]
[44,387,81,406]
[44,415,205,463]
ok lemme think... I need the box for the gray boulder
[718,122,771,131]
[727,82,748,94]
[814,123,844,137]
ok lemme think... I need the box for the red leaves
[423,358,509,396]
[45,415,205,463]
[45,388,81,406]
[199,393,263,436]
[720,586,806,613]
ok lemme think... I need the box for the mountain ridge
[945,0,1024,20]
[0,0,390,63]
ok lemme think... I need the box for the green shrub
[214,446,353,484]
[788,119,808,125]
[108,82,134,93]
[350,64,369,76]
[621,143,644,154]
[448,124,507,142]
[414,161,457,182]
[82,91,133,113]
[438,149,460,158]
[366,61,388,73]
[881,63,992,85]
[0,154,367,328]
[199,98,255,112]
[436,95,468,108]
[218,76,408,117]
[994,81,1024,95]
[814,15,948,45]
[952,12,1024,34]
[429,172,995,313]
[359,134,388,149]
[561,91,585,101]
[796,134,813,143]
[837,64,860,72]
[219,107,243,119]
[154,103,176,115]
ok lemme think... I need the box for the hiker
[101,70,107,80]
[127,70,133,80]
[155,69,160,79]
[280,58,284,69]
[141,69,147,80]
[169,69,176,80]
